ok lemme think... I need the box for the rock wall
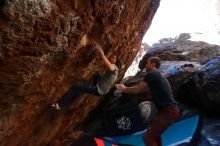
[0,0,159,145]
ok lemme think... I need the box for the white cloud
[143,0,220,45]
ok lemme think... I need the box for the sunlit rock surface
[0,0,160,145]
[124,42,149,77]
[140,33,220,69]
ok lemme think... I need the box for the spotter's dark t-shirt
[143,70,177,109]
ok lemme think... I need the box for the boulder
[181,57,220,114]
[0,0,159,145]
[139,33,220,70]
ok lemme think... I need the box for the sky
[125,0,220,77]
[142,0,220,46]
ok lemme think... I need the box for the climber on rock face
[115,57,179,146]
[52,45,121,110]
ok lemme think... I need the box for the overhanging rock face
[0,0,159,145]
